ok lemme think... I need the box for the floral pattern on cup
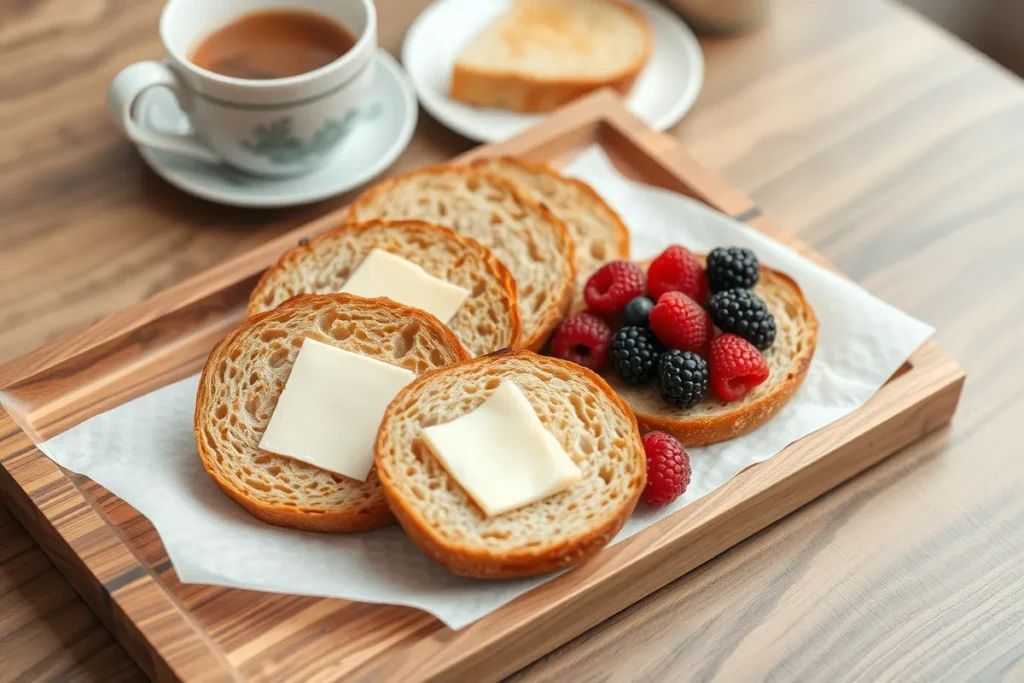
[107,0,379,178]
[240,102,382,165]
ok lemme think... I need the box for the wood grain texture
[900,0,1024,76]
[0,85,963,681]
[0,503,143,683]
[0,0,1017,681]
[510,0,1024,681]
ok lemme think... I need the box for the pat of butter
[422,381,582,517]
[258,338,414,482]
[340,249,470,323]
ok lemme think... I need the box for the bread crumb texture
[377,353,644,562]
[196,294,467,525]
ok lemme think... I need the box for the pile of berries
[550,245,776,407]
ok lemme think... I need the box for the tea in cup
[108,0,377,177]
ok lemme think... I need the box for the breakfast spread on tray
[194,155,817,577]
[450,0,652,113]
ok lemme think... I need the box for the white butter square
[258,338,415,482]
[340,249,470,323]
[422,381,582,517]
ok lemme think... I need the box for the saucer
[402,0,705,143]
[135,50,417,208]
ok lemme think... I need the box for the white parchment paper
[28,147,934,629]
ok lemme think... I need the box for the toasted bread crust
[450,62,643,114]
[246,219,523,355]
[449,1,651,113]
[195,294,470,533]
[347,164,577,351]
[469,157,630,262]
[375,351,644,578]
[215,476,396,533]
[497,159,630,261]
[616,267,818,446]
[635,354,814,447]
[386,484,633,577]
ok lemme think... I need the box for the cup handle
[108,61,220,164]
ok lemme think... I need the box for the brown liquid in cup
[189,9,356,80]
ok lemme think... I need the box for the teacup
[108,0,377,178]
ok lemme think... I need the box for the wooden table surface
[3,0,1024,680]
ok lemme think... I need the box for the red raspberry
[709,333,770,401]
[550,312,614,371]
[584,261,646,315]
[647,246,708,304]
[641,432,691,506]
[648,292,712,353]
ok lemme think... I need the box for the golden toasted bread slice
[450,0,651,113]
[247,220,521,357]
[375,350,645,578]
[195,294,470,533]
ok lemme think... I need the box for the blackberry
[658,350,709,408]
[622,296,655,326]
[706,247,759,292]
[609,326,663,385]
[707,288,777,350]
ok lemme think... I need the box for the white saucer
[135,50,418,208]
[402,0,705,143]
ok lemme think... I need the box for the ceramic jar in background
[667,0,769,34]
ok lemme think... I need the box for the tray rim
[0,89,965,683]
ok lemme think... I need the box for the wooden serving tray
[0,90,964,682]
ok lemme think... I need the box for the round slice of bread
[247,220,521,357]
[605,264,818,446]
[195,294,470,533]
[375,349,645,578]
[470,157,630,306]
[347,165,576,351]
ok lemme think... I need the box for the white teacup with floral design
[108,0,377,178]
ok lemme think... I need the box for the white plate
[402,0,705,142]
[135,50,418,208]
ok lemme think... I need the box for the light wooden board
[0,90,964,683]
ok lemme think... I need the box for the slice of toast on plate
[450,0,652,113]
[247,219,521,357]
[606,265,818,446]
[195,294,469,533]
[347,165,576,351]
[470,157,630,307]
[375,349,645,578]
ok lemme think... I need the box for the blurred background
[901,0,1024,75]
